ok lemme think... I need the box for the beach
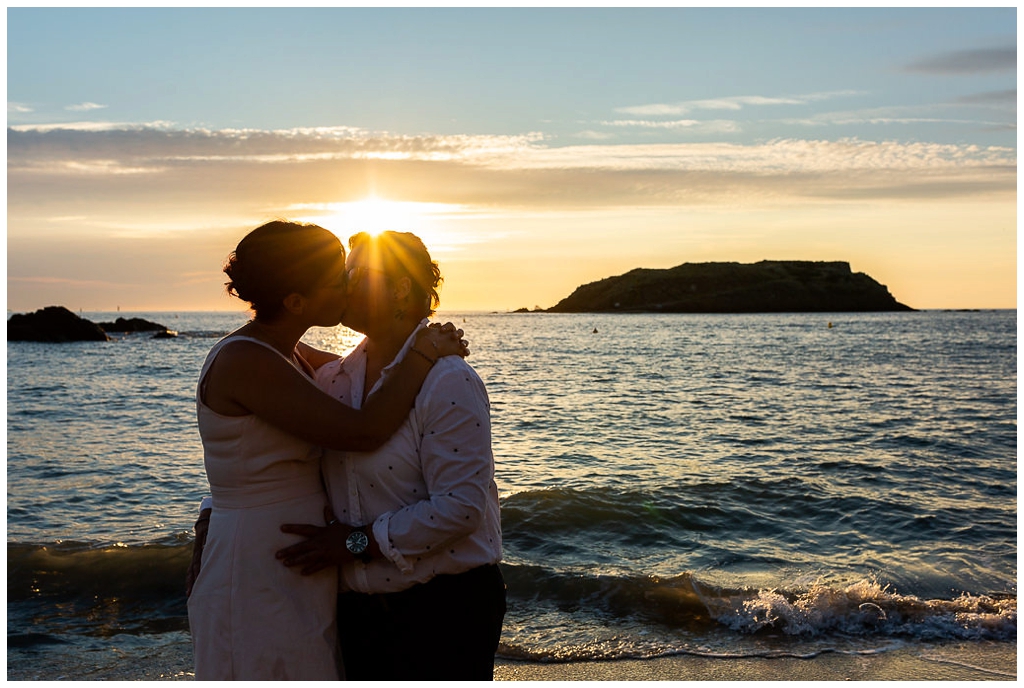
[11,636,1015,681]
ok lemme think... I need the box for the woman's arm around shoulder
[204,326,467,452]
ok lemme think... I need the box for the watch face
[346,530,369,555]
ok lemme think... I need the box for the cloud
[599,119,741,134]
[784,115,992,128]
[8,276,126,288]
[7,124,545,171]
[905,47,1016,75]
[8,102,33,114]
[10,124,1013,178]
[65,102,109,112]
[480,138,1016,175]
[691,96,804,111]
[616,91,862,117]
[10,120,176,132]
[617,96,795,116]
[953,89,1017,107]
[6,123,1015,214]
[601,119,701,128]
[797,90,866,102]
[60,160,167,175]
[779,101,1013,129]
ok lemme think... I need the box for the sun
[296,197,430,239]
[330,197,420,237]
[289,197,467,251]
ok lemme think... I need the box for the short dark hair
[349,231,442,317]
[225,220,344,320]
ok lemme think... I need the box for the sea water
[7,310,1016,677]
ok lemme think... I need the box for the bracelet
[410,347,437,365]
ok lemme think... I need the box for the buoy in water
[593,327,598,333]
[827,322,833,329]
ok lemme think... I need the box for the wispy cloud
[65,102,109,112]
[779,101,1013,129]
[616,91,862,117]
[783,115,998,128]
[10,120,176,132]
[597,119,741,135]
[7,123,1015,212]
[602,118,700,128]
[905,46,1016,75]
[480,139,1016,174]
[618,96,795,117]
[9,276,126,288]
[11,124,1014,175]
[63,160,167,175]
[7,124,544,171]
[952,89,1017,107]
[573,130,616,140]
[46,215,89,222]
[8,102,33,114]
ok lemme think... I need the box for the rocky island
[7,306,175,342]
[545,261,912,313]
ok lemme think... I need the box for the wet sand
[8,637,1015,681]
[494,641,1017,681]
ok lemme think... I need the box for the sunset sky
[7,7,1017,313]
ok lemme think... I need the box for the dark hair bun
[225,221,343,319]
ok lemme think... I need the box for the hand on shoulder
[414,322,470,362]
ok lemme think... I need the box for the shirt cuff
[199,496,213,513]
[372,515,413,574]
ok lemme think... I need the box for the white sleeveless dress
[187,336,340,680]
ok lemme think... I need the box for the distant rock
[547,261,913,313]
[7,306,110,342]
[97,317,169,333]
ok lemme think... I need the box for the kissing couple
[186,221,505,680]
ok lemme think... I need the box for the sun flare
[290,197,471,253]
[327,197,420,237]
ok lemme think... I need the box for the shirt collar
[379,318,430,376]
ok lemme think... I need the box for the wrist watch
[345,527,372,563]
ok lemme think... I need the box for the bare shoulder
[206,338,293,385]
[204,337,310,415]
[216,337,284,364]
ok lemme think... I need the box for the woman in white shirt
[277,230,505,680]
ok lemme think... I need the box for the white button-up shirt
[316,321,502,594]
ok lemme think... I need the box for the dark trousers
[337,564,506,681]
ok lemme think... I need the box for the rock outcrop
[547,261,913,313]
[7,306,110,342]
[96,317,169,333]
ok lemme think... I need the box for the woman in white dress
[186,220,466,680]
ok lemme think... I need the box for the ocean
[7,309,1017,679]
